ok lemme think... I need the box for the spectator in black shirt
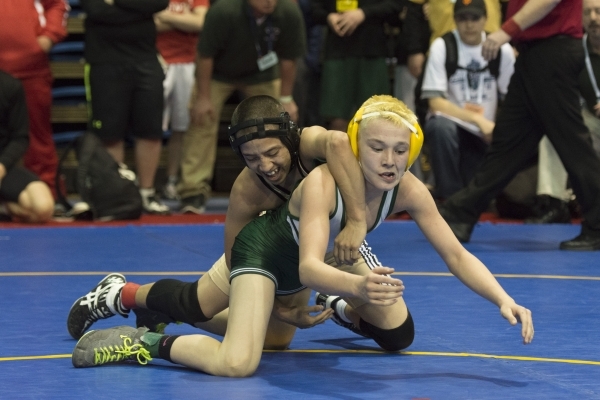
[0,71,54,223]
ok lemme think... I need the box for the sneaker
[142,194,171,215]
[162,179,179,200]
[180,194,206,214]
[72,325,152,368]
[559,232,600,251]
[315,293,369,338]
[67,273,129,340]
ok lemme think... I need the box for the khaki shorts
[207,251,371,310]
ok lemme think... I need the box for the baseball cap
[454,0,487,18]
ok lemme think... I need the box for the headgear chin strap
[347,107,424,171]
[228,112,300,169]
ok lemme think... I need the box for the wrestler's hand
[356,267,404,305]
[499,302,534,344]
[333,219,367,266]
[272,303,333,329]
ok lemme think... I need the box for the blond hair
[358,95,418,134]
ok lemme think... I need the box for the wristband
[279,95,293,104]
[501,18,522,38]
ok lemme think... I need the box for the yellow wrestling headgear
[347,95,424,171]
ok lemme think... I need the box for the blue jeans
[425,116,488,199]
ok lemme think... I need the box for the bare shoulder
[298,125,327,165]
[393,172,437,214]
[230,168,284,213]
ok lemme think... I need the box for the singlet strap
[257,175,291,201]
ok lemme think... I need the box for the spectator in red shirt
[0,0,69,201]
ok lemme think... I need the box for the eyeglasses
[583,8,600,17]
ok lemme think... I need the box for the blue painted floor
[1,221,598,399]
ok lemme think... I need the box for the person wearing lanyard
[420,0,515,200]
[526,0,600,224]
[439,0,600,251]
[177,0,306,215]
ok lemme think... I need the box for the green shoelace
[93,335,152,365]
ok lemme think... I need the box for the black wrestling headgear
[228,112,301,169]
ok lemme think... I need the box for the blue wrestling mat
[0,221,598,399]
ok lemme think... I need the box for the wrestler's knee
[359,311,415,351]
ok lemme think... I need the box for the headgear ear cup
[347,107,364,158]
[406,122,424,171]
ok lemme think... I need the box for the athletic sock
[330,297,352,324]
[139,187,155,199]
[141,332,180,363]
[121,282,141,310]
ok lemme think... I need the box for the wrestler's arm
[299,126,366,265]
[399,173,534,344]
[296,166,402,304]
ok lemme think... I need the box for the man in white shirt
[420,0,515,200]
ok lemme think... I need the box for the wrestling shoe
[315,293,369,338]
[72,325,151,368]
[67,273,129,340]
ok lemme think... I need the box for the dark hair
[229,95,301,170]
[231,95,285,133]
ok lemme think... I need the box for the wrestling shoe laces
[72,325,151,368]
[94,334,152,366]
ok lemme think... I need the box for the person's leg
[582,106,600,158]
[20,71,60,199]
[320,251,413,351]
[131,60,165,187]
[522,38,600,247]
[536,136,570,201]
[131,61,169,213]
[163,63,196,199]
[167,274,275,376]
[394,65,418,112]
[86,63,132,164]
[525,136,571,224]
[67,254,231,339]
[458,128,489,200]
[73,274,275,377]
[9,181,54,222]
[103,140,125,164]
[161,63,178,198]
[441,53,545,240]
[396,65,425,183]
[178,80,234,211]
[2,167,54,223]
[424,117,462,199]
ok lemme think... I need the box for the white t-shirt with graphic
[421,30,515,123]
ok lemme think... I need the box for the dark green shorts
[319,57,391,120]
[230,208,305,296]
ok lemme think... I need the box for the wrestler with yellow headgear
[346,95,424,171]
